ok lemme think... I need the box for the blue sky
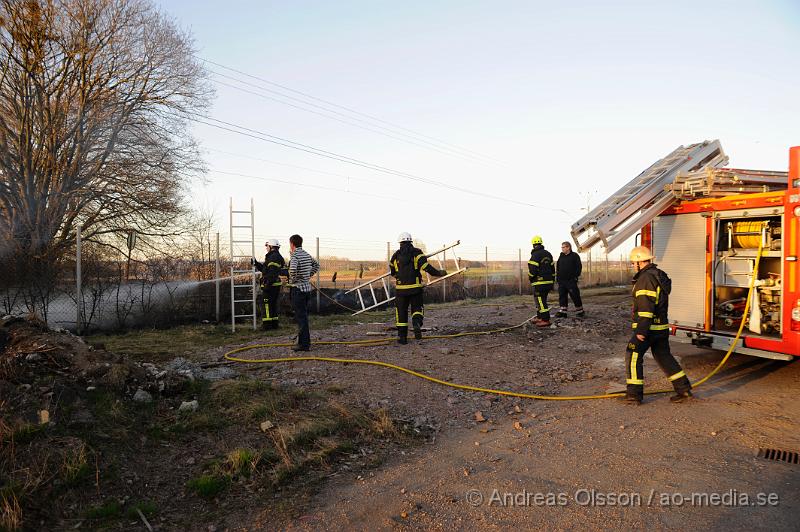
[156,0,800,259]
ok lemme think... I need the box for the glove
[441,270,448,276]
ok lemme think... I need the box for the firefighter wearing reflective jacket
[528,236,554,326]
[625,246,692,404]
[253,239,285,330]
[390,232,447,344]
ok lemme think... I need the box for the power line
[199,57,507,165]
[210,73,498,167]
[184,112,567,213]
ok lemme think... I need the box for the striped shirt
[288,247,319,292]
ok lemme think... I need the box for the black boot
[412,316,423,340]
[397,325,408,345]
[670,390,693,403]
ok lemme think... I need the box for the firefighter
[528,235,554,326]
[624,246,692,404]
[389,232,447,344]
[252,239,285,330]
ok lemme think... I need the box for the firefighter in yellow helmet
[624,246,692,404]
[528,235,554,326]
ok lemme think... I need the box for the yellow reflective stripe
[656,286,661,304]
[637,311,654,318]
[396,322,408,326]
[635,289,658,298]
[412,311,424,317]
[626,378,644,385]
[267,262,282,268]
[650,324,670,330]
[532,280,554,285]
[271,282,282,286]
[630,351,639,380]
[631,323,637,328]
[264,300,270,320]
[668,370,686,382]
[528,260,539,266]
[414,254,422,269]
[420,262,429,270]
[397,283,424,289]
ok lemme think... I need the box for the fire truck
[571,141,800,360]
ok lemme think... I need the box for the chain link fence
[2,232,633,332]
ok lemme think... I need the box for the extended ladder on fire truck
[345,241,467,315]
[570,140,729,253]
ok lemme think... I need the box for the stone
[132,389,153,403]
[260,421,274,432]
[178,400,199,413]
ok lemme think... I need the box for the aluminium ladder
[229,198,257,331]
[570,140,728,253]
[345,240,467,315]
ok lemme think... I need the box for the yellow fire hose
[225,241,765,401]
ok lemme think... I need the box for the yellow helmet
[531,235,543,245]
[630,246,654,262]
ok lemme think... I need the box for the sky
[156,0,800,261]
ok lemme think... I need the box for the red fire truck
[571,141,800,359]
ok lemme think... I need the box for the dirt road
[221,289,799,530]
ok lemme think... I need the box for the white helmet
[268,238,280,247]
[398,232,412,242]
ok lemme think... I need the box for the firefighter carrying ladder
[570,140,729,253]
[229,198,257,331]
[346,241,467,315]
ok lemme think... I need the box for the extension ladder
[229,198,257,331]
[570,140,728,253]
[346,241,467,315]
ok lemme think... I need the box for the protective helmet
[629,245,654,262]
[531,235,543,246]
[398,232,413,242]
[268,238,280,247]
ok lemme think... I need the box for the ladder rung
[231,240,253,243]
[234,314,255,318]
[231,210,252,214]
[230,225,253,229]
[233,299,255,303]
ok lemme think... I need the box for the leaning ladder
[229,198,257,331]
[345,241,467,315]
[570,140,729,253]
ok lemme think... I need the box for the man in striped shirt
[287,234,319,351]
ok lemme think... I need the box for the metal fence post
[215,232,220,322]
[442,245,447,303]
[386,242,390,266]
[518,248,523,295]
[485,246,489,299]
[76,225,82,334]
[605,251,609,285]
[316,236,320,312]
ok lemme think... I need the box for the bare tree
[0,0,211,267]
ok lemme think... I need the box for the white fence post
[215,232,220,322]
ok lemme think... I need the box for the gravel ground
[215,289,800,530]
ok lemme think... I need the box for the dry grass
[0,493,22,531]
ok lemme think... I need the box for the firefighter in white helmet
[252,239,286,330]
[624,245,692,404]
[389,232,447,344]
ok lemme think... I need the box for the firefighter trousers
[395,291,424,340]
[532,284,552,321]
[625,333,691,399]
[259,285,281,329]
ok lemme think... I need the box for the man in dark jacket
[624,246,692,405]
[528,236,554,327]
[390,232,447,344]
[556,241,584,318]
[253,239,285,330]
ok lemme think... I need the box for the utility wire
[183,112,568,214]
[210,74,498,167]
[199,57,507,165]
